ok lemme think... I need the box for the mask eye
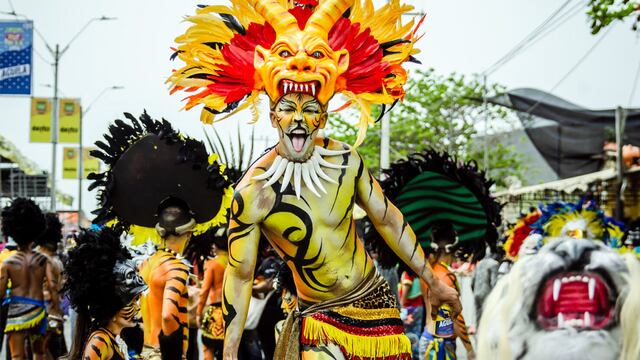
[311,51,324,59]
[279,50,292,58]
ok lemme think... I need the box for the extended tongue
[292,135,305,152]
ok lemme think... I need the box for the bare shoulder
[318,137,363,163]
[232,152,277,223]
[317,137,353,152]
[240,148,279,184]
[84,330,112,359]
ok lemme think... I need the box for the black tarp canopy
[488,88,640,179]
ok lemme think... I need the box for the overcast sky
[1,0,639,213]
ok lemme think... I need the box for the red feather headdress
[168,0,423,146]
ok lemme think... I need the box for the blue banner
[0,20,33,95]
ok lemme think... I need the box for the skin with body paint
[0,246,61,360]
[82,296,141,360]
[139,233,192,357]
[221,93,461,359]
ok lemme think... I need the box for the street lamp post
[379,8,425,177]
[42,16,116,211]
[78,86,123,226]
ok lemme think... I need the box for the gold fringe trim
[302,317,412,358]
[333,306,401,321]
[5,309,45,333]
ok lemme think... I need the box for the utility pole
[378,4,425,177]
[50,45,60,211]
[40,16,116,211]
[78,108,83,224]
[615,106,627,220]
[482,74,489,175]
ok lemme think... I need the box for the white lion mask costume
[477,237,640,360]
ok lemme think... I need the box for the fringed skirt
[300,281,412,360]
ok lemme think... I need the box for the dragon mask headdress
[168,0,422,147]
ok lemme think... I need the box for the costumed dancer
[0,198,61,360]
[197,227,228,360]
[64,227,148,360]
[477,199,640,359]
[36,213,67,359]
[88,112,233,360]
[369,150,502,360]
[419,222,473,360]
[477,235,640,359]
[168,0,461,358]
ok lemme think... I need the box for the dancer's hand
[429,279,462,315]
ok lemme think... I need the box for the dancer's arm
[0,262,7,300]
[355,155,461,313]
[45,258,62,317]
[159,260,190,358]
[223,190,262,359]
[198,261,214,320]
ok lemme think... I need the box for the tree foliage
[587,0,640,34]
[325,69,526,189]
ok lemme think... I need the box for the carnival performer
[197,228,228,360]
[65,227,148,360]
[364,150,499,360]
[88,112,233,360]
[0,198,61,360]
[418,222,474,360]
[477,236,640,360]
[36,213,67,359]
[167,1,461,358]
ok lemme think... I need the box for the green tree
[587,0,640,34]
[325,69,526,189]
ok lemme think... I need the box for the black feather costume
[368,149,502,268]
[37,213,63,251]
[64,227,148,359]
[88,111,233,245]
[1,198,46,248]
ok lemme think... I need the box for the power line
[629,55,640,106]
[483,0,576,76]
[525,25,615,114]
[6,0,15,13]
[520,2,583,52]
[549,25,614,93]
[34,48,52,65]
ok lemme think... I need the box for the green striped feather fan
[368,150,502,267]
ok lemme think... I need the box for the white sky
[1,0,639,214]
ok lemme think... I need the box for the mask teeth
[281,81,318,96]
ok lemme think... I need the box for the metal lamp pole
[379,9,425,177]
[43,16,116,211]
[77,85,123,226]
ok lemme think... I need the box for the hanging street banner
[62,147,100,179]
[29,97,52,142]
[58,98,81,143]
[82,147,100,178]
[62,147,79,179]
[0,20,33,95]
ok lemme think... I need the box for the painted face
[271,93,327,161]
[113,260,148,305]
[115,296,141,328]
[255,31,349,105]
